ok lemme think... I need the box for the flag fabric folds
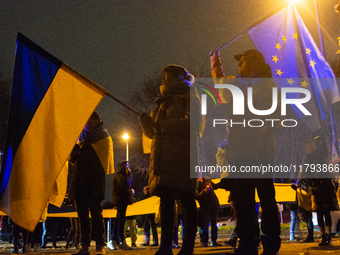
[142,133,152,154]
[0,33,107,231]
[248,4,340,133]
[79,125,114,175]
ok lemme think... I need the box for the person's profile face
[238,57,253,78]
[162,71,178,85]
[143,187,149,195]
[84,117,99,131]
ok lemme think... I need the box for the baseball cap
[234,49,266,66]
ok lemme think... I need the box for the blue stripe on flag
[0,33,62,195]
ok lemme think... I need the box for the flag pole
[314,0,325,57]
[218,34,243,51]
[105,92,142,116]
[218,3,289,51]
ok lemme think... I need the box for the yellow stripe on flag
[49,162,69,206]
[91,137,114,175]
[142,133,152,154]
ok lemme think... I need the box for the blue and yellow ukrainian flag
[78,125,114,175]
[0,33,107,231]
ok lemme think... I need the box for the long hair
[117,160,128,172]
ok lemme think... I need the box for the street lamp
[123,133,129,161]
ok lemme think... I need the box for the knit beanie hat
[162,64,194,83]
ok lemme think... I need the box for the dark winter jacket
[111,169,134,206]
[312,178,338,212]
[142,81,201,197]
[71,124,111,201]
[197,178,220,213]
[300,138,339,212]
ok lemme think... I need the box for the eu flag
[248,4,340,133]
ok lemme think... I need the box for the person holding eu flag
[210,49,281,255]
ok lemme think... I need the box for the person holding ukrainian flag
[70,111,114,255]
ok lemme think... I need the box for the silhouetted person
[140,65,201,255]
[197,178,221,247]
[210,49,281,255]
[71,111,114,255]
[303,137,339,246]
[109,160,134,250]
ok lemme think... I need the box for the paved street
[0,231,339,255]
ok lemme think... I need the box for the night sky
[1,0,340,136]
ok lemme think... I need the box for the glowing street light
[123,133,129,161]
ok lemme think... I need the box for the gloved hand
[209,48,220,56]
[291,184,297,191]
[210,48,225,77]
[139,113,154,128]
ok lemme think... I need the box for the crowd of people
[6,47,340,255]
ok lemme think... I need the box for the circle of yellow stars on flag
[271,32,313,88]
